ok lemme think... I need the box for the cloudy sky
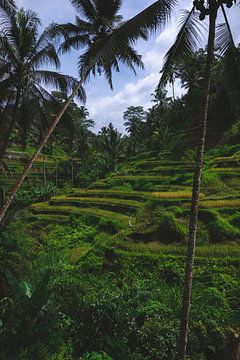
[16,0,239,132]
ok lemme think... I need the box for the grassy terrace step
[211,156,240,167]
[30,203,130,224]
[179,199,240,213]
[112,175,172,183]
[123,166,194,176]
[27,214,70,223]
[49,196,142,213]
[209,168,240,176]
[70,189,197,201]
[114,242,240,259]
[199,199,240,208]
[128,159,193,167]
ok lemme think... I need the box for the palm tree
[0,7,84,164]
[123,106,146,154]
[99,122,123,171]
[0,0,177,222]
[158,1,239,358]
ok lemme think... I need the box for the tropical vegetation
[0,0,239,359]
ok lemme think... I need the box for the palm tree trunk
[0,79,84,224]
[177,4,217,360]
[0,90,20,165]
[171,79,175,100]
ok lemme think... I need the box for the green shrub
[82,352,113,360]
[98,218,123,234]
[181,149,195,163]
[0,221,35,277]
[201,172,225,194]
[229,211,240,227]
[132,178,153,191]
[200,210,240,243]
[80,252,103,273]
[154,209,188,243]
[15,184,59,206]
[197,222,210,244]
[132,206,188,243]
[53,223,96,245]
[106,178,129,189]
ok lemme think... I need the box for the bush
[181,149,195,163]
[200,210,239,243]
[197,222,210,244]
[132,178,153,191]
[153,209,188,243]
[15,184,59,206]
[80,252,103,273]
[98,218,123,234]
[82,352,113,360]
[0,221,36,277]
[201,172,225,194]
[132,206,188,243]
[229,211,240,227]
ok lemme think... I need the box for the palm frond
[119,0,177,43]
[79,0,177,80]
[0,0,17,15]
[158,8,205,89]
[79,41,143,88]
[33,22,63,51]
[70,0,97,21]
[94,0,122,19]
[35,70,86,102]
[216,6,240,99]
[29,42,61,69]
[60,33,90,53]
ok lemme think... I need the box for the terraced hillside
[4,151,240,360]
[28,151,240,252]
[0,150,82,195]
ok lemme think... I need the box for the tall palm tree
[99,122,123,171]
[158,1,239,359]
[0,0,177,222]
[123,106,146,154]
[0,7,84,164]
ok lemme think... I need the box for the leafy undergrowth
[2,213,239,359]
[1,150,240,359]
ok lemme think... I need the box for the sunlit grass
[68,245,91,264]
[200,199,240,208]
[116,241,240,259]
[50,196,142,212]
[30,203,129,224]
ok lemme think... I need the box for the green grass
[49,196,143,213]
[199,199,240,208]
[30,203,130,224]
[27,214,70,223]
[70,189,199,201]
[114,241,240,259]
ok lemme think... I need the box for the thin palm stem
[177,2,218,359]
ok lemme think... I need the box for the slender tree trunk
[0,89,21,165]
[0,79,84,223]
[0,119,12,164]
[177,4,217,360]
[172,79,175,100]
[0,92,13,160]
[71,157,74,186]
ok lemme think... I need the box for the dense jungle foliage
[0,0,240,359]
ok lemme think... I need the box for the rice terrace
[0,0,240,359]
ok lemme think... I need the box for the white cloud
[87,72,160,132]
